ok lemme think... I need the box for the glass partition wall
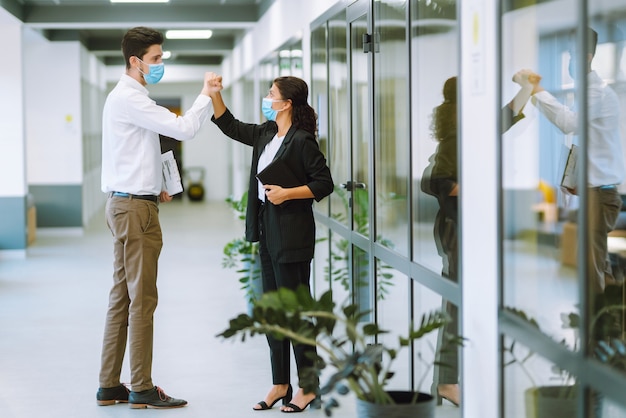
[500,0,626,416]
[222,0,626,415]
[310,0,460,411]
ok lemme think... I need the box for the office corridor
[0,199,458,418]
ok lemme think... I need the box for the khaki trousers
[99,196,162,392]
[588,187,622,293]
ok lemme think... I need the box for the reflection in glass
[326,229,351,305]
[587,4,626,384]
[327,10,350,227]
[503,338,578,418]
[374,0,409,256]
[500,0,579,348]
[311,24,330,217]
[410,0,458,276]
[354,245,371,321]
[412,283,452,396]
[377,262,410,389]
[501,1,626,413]
[351,13,370,238]
[312,223,330,299]
[419,74,462,410]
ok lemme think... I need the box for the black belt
[111,192,158,203]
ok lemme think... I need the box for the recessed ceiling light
[162,51,172,59]
[110,0,170,3]
[165,30,213,40]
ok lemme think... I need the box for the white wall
[23,28,83,185]
[0,14,26,197]
[461,1,499,418]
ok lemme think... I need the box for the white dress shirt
[257,134,285,202]
[101,74,212,195]
[532,71,625,187]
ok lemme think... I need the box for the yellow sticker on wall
[473,12,479,45]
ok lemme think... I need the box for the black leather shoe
[96,384,129,406]
[129,386,188,409]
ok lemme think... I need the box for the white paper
[161,150,183,195]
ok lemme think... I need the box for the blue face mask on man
[137,57,164,84]
[262,97,285,121]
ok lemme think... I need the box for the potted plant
[218,285,463,417]
[222,191,261,313]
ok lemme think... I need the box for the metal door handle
[339,181,367,191]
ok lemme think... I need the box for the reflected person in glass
[422,75,533,406]
[515,27,625,338]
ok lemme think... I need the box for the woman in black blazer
[208,74,333,413]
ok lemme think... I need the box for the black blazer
[212,109,334,263]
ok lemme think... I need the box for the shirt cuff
[194,94,211,107]
[531,90,550,105]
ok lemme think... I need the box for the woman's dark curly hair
[273,76,318,137]
[431,76,457,142]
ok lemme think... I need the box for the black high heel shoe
[253,384,293,411]
[281,397,318,413]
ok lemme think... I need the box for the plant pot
[525,385,576,418]
[355,391,434,418]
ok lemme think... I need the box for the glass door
[347,0,374,314]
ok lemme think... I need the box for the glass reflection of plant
[579,303,626,371]
[326,186,394,301]
[504,307,577,399]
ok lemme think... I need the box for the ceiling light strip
[110,0,170,4]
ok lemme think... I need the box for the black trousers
[258,202,316,385]
[434,211,459,385]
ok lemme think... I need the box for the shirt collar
[120,74,149,94]
[588,70,604,87]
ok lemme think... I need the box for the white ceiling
[1,0,276,65]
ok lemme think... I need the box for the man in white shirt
[516,28,624,301]
[97,26,219,409]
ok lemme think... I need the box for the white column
[460,1,499,418]
[23,29,84,230]
[0,10,27,253]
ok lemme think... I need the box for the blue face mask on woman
[137,58,164,84]
[262,98,285,121]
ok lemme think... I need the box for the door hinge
[363,33,372,53]
[362,33,379,53]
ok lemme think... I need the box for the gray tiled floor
[0,199,458,418]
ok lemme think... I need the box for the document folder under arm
[256,158,302,188]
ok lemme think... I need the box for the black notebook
[256,158,301,188]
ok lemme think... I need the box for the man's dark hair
[121,27,164,69]
[587,27,598,57]
[569,27,598,57]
